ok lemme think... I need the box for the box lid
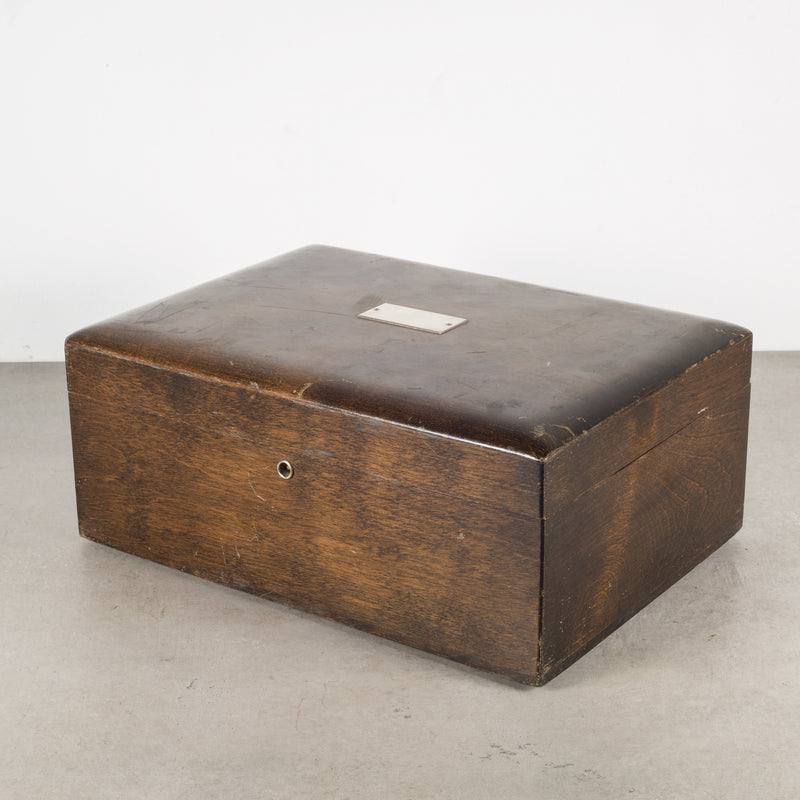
[67,245,750,459]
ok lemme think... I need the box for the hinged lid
[67,245,750,459]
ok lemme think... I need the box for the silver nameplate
[358,303,468,335]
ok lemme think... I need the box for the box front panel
[66,346,542,683]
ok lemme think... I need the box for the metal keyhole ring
[276,460,294,480]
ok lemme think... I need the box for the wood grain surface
[539,384,751,682]
[65,246,753,685]
[67,345,542,683]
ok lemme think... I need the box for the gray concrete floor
[1,354,798,800]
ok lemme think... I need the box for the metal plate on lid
[358,303,468,335]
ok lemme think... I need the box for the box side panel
[539,382,750,682]
[543,333,752,518]
[66,345,542,684]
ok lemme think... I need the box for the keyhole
[277,460,294,479]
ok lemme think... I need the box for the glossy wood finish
[65,245,752,684]
[67,245,749,459]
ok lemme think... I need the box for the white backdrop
[2,0,798,360]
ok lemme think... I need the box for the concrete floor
[1,354,798,800]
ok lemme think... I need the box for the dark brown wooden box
[65,245,751,684]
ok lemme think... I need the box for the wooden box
[65,246,752,684]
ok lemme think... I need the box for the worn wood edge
[535,513,546,685]
[541,332,752,518]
